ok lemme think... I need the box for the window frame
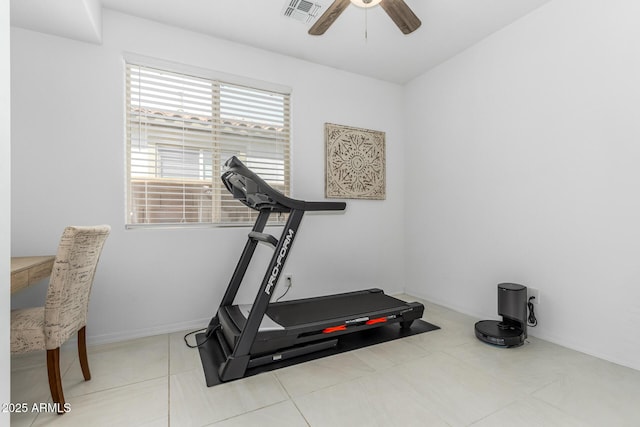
[123,54,291,229]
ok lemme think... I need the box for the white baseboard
[404,288,640,372]
[86,318,211,346]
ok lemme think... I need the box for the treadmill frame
[205,156,423,382]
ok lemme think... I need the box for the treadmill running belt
[266,292,408,327]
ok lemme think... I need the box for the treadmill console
[221,156,346,213]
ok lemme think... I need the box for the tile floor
[10,295,640,426]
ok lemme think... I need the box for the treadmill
[204,156,424,382]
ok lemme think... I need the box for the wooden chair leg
[46,348,66,414]
[78,326,91,381]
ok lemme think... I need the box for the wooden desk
[11,256,55,294]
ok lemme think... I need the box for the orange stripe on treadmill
[322,325,347,333]
[366,317,387,325]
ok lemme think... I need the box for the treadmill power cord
[527,296,538,327]
[276,276,293,302]
[183,325,219,349]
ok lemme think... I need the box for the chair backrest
[44,225,110,349]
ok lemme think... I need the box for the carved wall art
[325,123,386,200]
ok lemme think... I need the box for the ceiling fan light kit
[308,0,421,36]
[350,0,383,8]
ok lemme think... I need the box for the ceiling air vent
[282,0,322,24]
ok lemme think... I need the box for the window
[125,63,290,227]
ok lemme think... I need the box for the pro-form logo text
[265,228,295,295]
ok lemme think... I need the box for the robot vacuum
[475,283,527,347]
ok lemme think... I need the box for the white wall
[1,0,11,421]
[405,0,640,370]
[10,10,406,344]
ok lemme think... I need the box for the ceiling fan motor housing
[309,0,421,35]
[351,0,383,7]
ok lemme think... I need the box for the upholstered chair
[11,225,111,414]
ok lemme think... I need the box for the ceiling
[11,0,551,84]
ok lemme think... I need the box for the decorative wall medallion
[325,123,386,200]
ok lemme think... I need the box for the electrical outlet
[284,274,293,287]
[528,287,540,305]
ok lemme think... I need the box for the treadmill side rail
[213,210,270,319]
[232,209,304,357]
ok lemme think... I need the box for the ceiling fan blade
[308,0,351,35]
[380,0,421,34]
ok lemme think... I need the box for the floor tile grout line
[288,398,313,427]
[51,333,173,402]
[436,347,531,400]
[167,333,172,427]
[199,400,297,427]
[438,338,572,400]
[273,371,294,400]
[272,374,312,427]
[273,344,435,401]
[527,376,561,396]
[466,400,517,426]
[28,410,39,427]
[272,347,402,399]
[526,389,585,425]
[276,368,373,400]
[61,375,169,401]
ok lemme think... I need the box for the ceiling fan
[309,0,421,36]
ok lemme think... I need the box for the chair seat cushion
[11,307,46,353]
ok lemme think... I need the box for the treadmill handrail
[222,156,346,212]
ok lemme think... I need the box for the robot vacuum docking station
[475,283,527,348]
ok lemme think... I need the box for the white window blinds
[125,63,290,226]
